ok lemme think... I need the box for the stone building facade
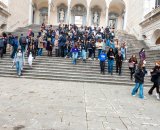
[5,0,160,48]
[0,1,10,32]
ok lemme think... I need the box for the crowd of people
[0,23,159,100]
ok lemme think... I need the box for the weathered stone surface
[0,77,160,130]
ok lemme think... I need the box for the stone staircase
[0,25,159,87]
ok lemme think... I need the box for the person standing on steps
[139,48,146,62]
[99,50,107,75]
[0,35,4,59]
[128,55,138,80]
[148,61,160,100]
[81,40,87,63]
[115,51,123,76]
[14,48,23,77]
[131,61,147,99]
[19,34,27,53]
[107,48,115,75]
[38,35,44,56]
[71,44,79,65]
[96,38,103,59]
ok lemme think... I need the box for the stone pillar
[48,0,52,25]
[86,6,90,26]
[123,10,127,30]
[105,7,109,27]
[28,0,33,25]
[67,4,71,25]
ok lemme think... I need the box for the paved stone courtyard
[0,77,160,130]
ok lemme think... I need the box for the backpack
[21,37,26,45]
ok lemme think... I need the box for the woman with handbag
[128,55,138,80]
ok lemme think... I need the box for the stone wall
[7,0,29,32]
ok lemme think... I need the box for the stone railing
[144,6,160,20]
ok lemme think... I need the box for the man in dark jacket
[59,33,66,57]
[148,63,160,100]
[115,51,123,75]
[0,36,4,58]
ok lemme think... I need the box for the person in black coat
[115,51,123,75]
[131,61,147,99]
[148,62,160,100]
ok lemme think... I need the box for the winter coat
[0,38,4,48]
[139,51,146,61]
[115,54,123,67]
[151,67,160,85]
[107,51,115,60]
[38,37,44,49]
[134,68,146,84]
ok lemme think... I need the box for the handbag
[128,62,134,68]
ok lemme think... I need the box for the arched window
[155,0,160,8]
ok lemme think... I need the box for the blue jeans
[81,50,86,60]
[132,83,144,99]
[38,48,43,56]
[16,61,22,76]
[98,49,102,58]
[72,52,78,64]
[108,59,114,73]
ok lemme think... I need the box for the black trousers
[116,62,122,75]
[60,46,65,57]
[88,49,93,58]
[100,61,105,74]
[3,44,7,54]
[129,67,135,79]
[92,49,96,58]
[0,47,4,58]
[55,49,60,57]
[148,83,160,95]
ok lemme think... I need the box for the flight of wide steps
[0,25,159,87]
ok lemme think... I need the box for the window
[155,0,160,8]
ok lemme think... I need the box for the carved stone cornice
[140,9,160,28]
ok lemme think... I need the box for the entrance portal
[75,16,83,27]
[39,7,48,24]
[71,4,87,26]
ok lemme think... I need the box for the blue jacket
[99,53,107,62]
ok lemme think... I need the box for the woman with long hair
[131,61,147,99]
[128,55,138,80]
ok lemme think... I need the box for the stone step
[0,73,152,87]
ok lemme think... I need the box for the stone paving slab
[0,77,160,130]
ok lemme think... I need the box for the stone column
[48,0,52,25]
[123,10,127,30]
[86,6,90,26]
[67,4,71,25]
[105,7,109,27]
[28,0,33,25]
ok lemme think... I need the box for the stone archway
[71,4,87,26]
[152,29,160,45]
[108,0,126,29]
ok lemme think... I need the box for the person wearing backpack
[148,61,160,100]
[99,50,107,75]
[131,61,147,99]
[19,34,27,53]
[0,35,4,58]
